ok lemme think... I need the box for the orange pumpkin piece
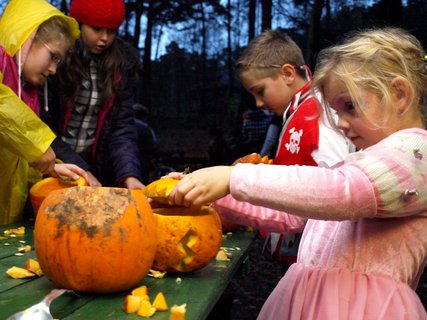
[17,245,31,253]
[152,206,222,273]
[34,186,157,294]
[231,152,272,165]
[25,258,43,276]
[170,304,186,320]
[137,300,156,318]
[131,285,149,297]
[142,177,178,204]
[29,176,87,215]
[3,226,25,235]
[6,266,36,279]
[122,295,142,314]
[152,292,168,311]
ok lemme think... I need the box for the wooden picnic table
[0,222,255,320]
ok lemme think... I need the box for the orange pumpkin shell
[142,177,179,204]
[232,153,273,165]
[152,206,222,273]
[29,176,87,215]
[34,186,157,293]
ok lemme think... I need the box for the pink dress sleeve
[230,129,427,221]
[230,163,377,221]
[213,195,306,234]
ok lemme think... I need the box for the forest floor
[152,117,427,319]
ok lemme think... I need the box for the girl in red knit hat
[41,0,144,189]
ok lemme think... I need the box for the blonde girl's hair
[33,16,74,48]
[313,27,427,126]
[235,29,306,80]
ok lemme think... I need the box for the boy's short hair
[235,29,306,80]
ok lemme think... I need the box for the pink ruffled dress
[214,128,427,319]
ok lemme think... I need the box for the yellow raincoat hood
[0,0,79,226]
[0,0,80,57]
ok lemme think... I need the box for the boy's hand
[124,176,145,190]
[168,166,233,207]
[85,171,102,186]
[29,147,56,175]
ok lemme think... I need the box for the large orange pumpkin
[143,178,223,273]
[34,186,157,293]
[29,176,87,215]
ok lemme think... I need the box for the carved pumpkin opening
[143,178,223,273]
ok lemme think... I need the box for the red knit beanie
[70,0,125,30]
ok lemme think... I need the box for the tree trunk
[248,0,256,41]
[379,0,403,26]
[226,0,233,100]
[261,0,272,31]
[199,1,208,114]
[306,0,324,69]
[142,0,154,109]
[239,0,258,131]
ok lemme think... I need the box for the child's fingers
[169,177,195,206]
[162,172,184,180]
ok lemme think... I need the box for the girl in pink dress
[167,28,427,319]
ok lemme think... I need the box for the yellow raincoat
[0,0,79,225]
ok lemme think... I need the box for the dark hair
[235,29,306,80]
[58,36,128,104]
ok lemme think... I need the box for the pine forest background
[1,0,426,168]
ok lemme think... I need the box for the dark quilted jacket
[41,37,142,186]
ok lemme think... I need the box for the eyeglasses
[40,40,63,66]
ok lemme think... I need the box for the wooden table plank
[0,225,255,320]
[62,231,254,319]
[0,224,33,260]
[0,277,96,320]
[0,251,38,293]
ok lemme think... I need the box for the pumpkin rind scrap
[34,186,157,294]
[29,176,87,215]
[152,206,222,273]
[142,177,178,204]
[231,152,273,165]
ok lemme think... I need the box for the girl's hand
[30,147,56,175]
[53,163,86,181]
[168,166,233,207]
[53,164,101,187]
[163,171,185,180]
[124,176,145,190]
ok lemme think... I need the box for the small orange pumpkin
[34,186,157,293]
[219,153,273,231]
[29,176,87,215]
[232,153,273,165]
[152,206,222,273]
[143,178,223,273]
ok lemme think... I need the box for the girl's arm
[169,163,376,221]
[171,131,427,221]
[213,194,306,234]
[230,163,377,221]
